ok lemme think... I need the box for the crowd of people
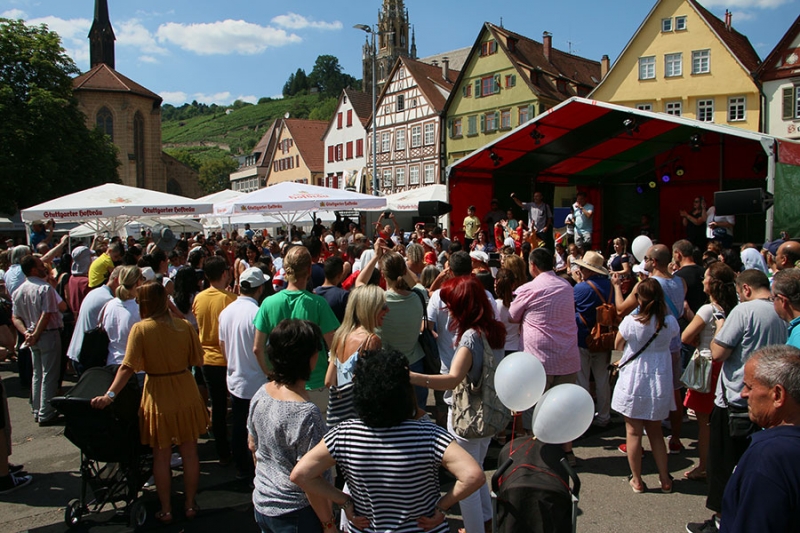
[0,193,799,532]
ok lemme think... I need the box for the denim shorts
[254,505,322,533]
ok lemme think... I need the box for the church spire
[89,0,116,69]
[410,25,417,59]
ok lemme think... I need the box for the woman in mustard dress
[91,281,209,524]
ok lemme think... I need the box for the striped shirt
[509,271,580,375]
[324,419,454,533]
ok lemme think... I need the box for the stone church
[72,0,201,198]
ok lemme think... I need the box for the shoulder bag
[608,323,662,389]
[451,333,511,439]
[78,301,111,370]
[412,288,441,375]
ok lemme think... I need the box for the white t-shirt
[495,299,521,352]
[218,295,266,399]
[102,298,141,365]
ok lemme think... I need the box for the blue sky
[2,0,797,106]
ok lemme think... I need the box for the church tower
[89,0,115,69]
[362,0,412,95]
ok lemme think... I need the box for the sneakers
[618,443,627,454]
[591,417,610,428]
[170,453,183,469]
[686,517,719,533]
[0,473,33,494]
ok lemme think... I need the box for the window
[697,99,714,122]
[665,101,682,116]
[409,165,420,185]
[662,18,673,32]
[675,16,687,30]
[467,115,477,136]
[452,118,462,138]
[356,139,364,157]
[505,74,516,88]
[411,125,421,147]
[636,103,653,111]
[480,40,498,56]
[395,129,406,150]
[485,111,498,132]
[665,53,682,77]
[381,132,391,152]
[96,107,113,141]
[424,123,435,145]
[782,86,800,120]
[519,106,530,124]
[133,111,145,188]
[480,75,500,97]
[728,97,746,122]
[382,168,392,188]
[395,167,405,186]
[327,146,334,163]
[346,109,353,127]
[692,50,710,74]
[336,144,343,162]
[337,112,343,129]
[397,94,405,112]
[639,56,656,80]
[346,141,353,159]
[500,109,511,129]
[423,164,435,184]
[462,84,472,98]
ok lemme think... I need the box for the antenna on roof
[499,17,504,28]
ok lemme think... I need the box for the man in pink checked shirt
[509,247,581,464]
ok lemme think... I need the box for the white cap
[470,250,489,263]
[240,267,269,289]
[324,234,336,244]
[140,267,156,281]
[422,238,434,248]
[504,237,516,248]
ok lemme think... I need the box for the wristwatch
[106,390,116,401]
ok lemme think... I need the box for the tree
[0,19,119,214]
[308,55,356,98]
[308,97,338,122]
[198,157,238,194]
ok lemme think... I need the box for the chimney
[543,31,552,62]
[601,54,610,78]
[725,10,732,31]
[442,56,450,82]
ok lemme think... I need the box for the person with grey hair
[718,345,800,533]
[771,268,800,349]
[5,246,32,297]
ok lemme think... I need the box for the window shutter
[448,118,453,138]
[511,74,516,87]
[491,41,497,54]
[475,80,481,97]
[480,114,485,132]
[528,104,535,118]
[783,87,794,120]
[494,111,500,125]
[327,146,334,162]
[494,75,501,93]
[462,85,467,97]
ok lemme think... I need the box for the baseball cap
[763,239,784,257]
[240,267,268,289]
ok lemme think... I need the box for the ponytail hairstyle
[116,265,142,301]
[380,251,410,291]
[634,278,667,329]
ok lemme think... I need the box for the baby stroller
[492,436,581,533]
[51,366,152,528]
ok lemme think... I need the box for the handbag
[680,349,712,393]
[450,333,511,439]
[412,288,441,375]
[78,302,110,370]
[607,323,662,389]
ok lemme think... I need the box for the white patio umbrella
[214,182,386,239]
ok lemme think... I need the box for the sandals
[185,501,200,520]
[661,474,674,493]
[155,510,173,524]
[684,468,707,481]
[628,475,646,493]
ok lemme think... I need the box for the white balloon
[531,384,594,444]
[494,352,546,412]
[631,235,653,262]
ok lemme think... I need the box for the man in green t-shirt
[462,205,481,250]
[253,245,339,415]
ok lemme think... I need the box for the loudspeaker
[418,201,453,217]
[714,189,774,216]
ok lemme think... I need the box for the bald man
[774,241,800,271]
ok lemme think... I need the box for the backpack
[579,280,619,353]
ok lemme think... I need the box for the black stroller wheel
[129,500,147,528]
[65,499,83,527]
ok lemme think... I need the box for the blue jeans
[254,506,322,533]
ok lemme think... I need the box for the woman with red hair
[410,276,505,533]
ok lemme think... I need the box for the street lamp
[354,24,379,196]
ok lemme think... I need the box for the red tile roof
[283,119,329,173]
[486,23,601,102]
[400,56,460,112]
[344,89,373,126]
[690,0,761,73]
[755,13,800,81]
[253,120,279,167]
[73,63,162,102]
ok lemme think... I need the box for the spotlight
[648,181,657,189]
[489,151,502,167]
[636,185,644,194]
[689,134,702,152]
[675,166,685,177]
[530,127,544,145]
[623,118,639,135]
[661,173,671,183]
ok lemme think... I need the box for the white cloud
[702,0,790,8]
[24,15,91,67]
[138,55,158,64]
[156,20,301,55]
[1,9,27,19]
[236,95,258,104]
[271,13,342,31]
[159,91,189,105]
[117,19,168,55]
[192,91,232,104]
[730,10,755,21]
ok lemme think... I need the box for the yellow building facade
[264,119,327,186]
[591,0,761,131]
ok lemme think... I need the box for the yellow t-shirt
[88,253,114,288]
[192,286,237,366]
[463,215,481,239]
